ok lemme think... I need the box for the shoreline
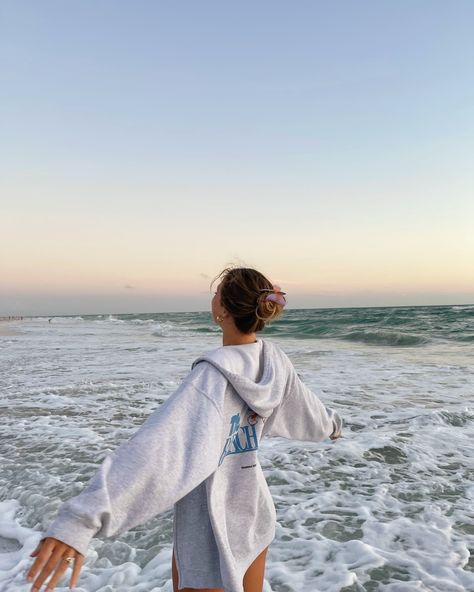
[0,319,19,336]
[0,328,17,336]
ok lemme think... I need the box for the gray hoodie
[43,339,342,591]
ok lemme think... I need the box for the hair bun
[213,267,285,333]
[255,293,284,323]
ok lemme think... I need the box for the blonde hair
[212,267,284,334]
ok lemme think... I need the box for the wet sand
[0,322,18,336]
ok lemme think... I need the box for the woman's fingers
[30,542,42,557]
[26,538,83,591]
[70,554,85,589]
[40,552,77,591]
[27,538,56,582]
[29,543,65,590]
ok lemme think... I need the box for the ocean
[1,304,473,591]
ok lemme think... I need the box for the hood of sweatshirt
[192,339,287,417]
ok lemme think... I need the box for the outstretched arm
[43,382,223,555]
[263,365,342,442]
[26,375,223,591]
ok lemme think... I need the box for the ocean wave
[264,322,430,346]
[340,330,428,347]
[107,315,124,323]
[262,322,332,337]
[38,316,85,322]
[150,323,178,337]
[431,409,474,427]
[194,326,220,334]
[454,334,474,342]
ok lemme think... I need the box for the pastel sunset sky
[1,1,473,315]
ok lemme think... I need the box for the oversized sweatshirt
[43,339,342,591]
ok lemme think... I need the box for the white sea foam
[1,316,473,591]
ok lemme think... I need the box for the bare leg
[243,546,268,592]
[172,546,268,592]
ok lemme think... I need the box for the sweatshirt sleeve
[263,363,342,442]
[43,373,223,556]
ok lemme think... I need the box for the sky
[1,1,473,315]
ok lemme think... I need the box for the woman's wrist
[329,419,341,440]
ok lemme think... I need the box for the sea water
[0,305,473,591]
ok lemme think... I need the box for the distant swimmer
[48,318,52,323]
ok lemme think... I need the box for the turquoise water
[81,302,474,345]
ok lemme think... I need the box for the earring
[216,315,223,322]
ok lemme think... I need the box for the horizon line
[2,301,473,319]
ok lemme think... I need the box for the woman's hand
[329,421,342,441]
[329,416,342,441]
[26,537,84,591]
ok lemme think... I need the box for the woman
[26,267,342,592]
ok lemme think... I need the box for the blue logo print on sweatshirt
[219,412,259,466]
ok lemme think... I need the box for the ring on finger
[64,556,75,566]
